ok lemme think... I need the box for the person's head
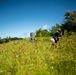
[58,28,61,31]
[58,28,62,33]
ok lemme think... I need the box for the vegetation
[0,37,23,44]
[35,28,50,37]
[0,32,76,75]
[61,11,76,32]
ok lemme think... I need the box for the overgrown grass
[0,33,76,75]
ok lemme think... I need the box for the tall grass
[0,33,76,75]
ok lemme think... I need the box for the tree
[35,28,50,37]
[61,11,76,32]
[42,29,50,37]
[35,28,43,37]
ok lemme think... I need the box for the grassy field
[0,33,76,75]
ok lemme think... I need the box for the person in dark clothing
[51,29,62,45]
[53,29,62,43]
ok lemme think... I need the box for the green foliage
[35,28,43,37]
[0,33,76,75]
[0,37,23,44]
[61,10,76,32]
[42,29,50,37]
[35,28,50,37]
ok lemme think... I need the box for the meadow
[0,33,76,75]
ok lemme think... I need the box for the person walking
[53,29,62,43]
[51,29,62,45]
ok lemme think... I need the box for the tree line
[35,10,76,37]
[0,37,23,44]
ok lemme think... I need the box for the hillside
[0,33,76,75]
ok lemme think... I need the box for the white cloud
[42,24,50,29]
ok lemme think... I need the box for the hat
[58,28,61,31]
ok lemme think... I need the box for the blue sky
[0,0,76,38]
